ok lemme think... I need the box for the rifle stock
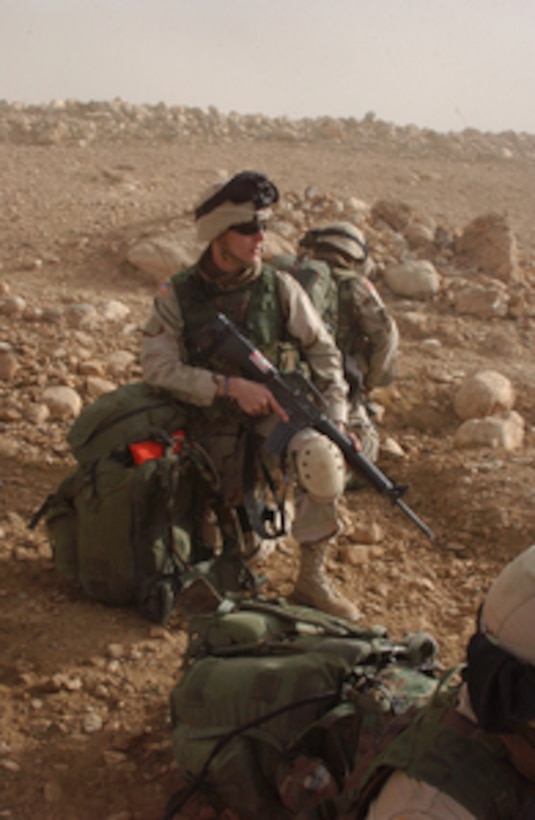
[196,313,434,540]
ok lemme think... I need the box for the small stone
[43,780,63,803]
[83,711,104,734]
[0,759,20,772]
[107,643,125,660]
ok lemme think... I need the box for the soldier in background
[141,171,362,622]
[273,222,399,468]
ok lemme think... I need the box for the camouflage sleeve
[275,271,349,423]
[141,281,219,406]
[348,275,400,390]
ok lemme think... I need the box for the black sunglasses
[195,171,279,220]
[230,218,268,236]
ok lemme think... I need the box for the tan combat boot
[293,541,361,623]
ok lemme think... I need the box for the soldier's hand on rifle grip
[217,375,289,422]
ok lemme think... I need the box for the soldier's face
[220,225,265,267]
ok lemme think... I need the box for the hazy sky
[1,0,534,134]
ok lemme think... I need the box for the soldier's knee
[291,431,346,502]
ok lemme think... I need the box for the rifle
[196,313,434,541]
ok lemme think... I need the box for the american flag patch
[249,349,272,374]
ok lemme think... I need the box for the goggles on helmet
[195,171,279,220]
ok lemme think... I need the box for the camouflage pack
[32,382,253,623]
[166,597,439,819]
[273,254,339,338]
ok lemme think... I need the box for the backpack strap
[28,469,87,530]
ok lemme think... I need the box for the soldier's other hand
[336,422,361,451]
[228,377,289,422]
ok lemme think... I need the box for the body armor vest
[171,263,289,372]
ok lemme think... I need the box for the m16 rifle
[196,313,434,541]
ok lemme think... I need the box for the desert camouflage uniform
[141,254,363,618]
[142,169,367,621]
[335,268,399,392]
[275,249,399,464]
[336,266,399,464]
[363,683,530,819]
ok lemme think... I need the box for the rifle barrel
[394,498,435,540]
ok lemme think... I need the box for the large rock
[453,411,525,450]
[384,260,441,299]
[453,370,515,421]
[371,199,413,232]
[42,385,82,420]
[454,282,509,318]
[455,213,522,282]
[127,236,198,282]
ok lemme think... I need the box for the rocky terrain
[1,100,535,819]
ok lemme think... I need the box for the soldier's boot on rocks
[293,541,361,623]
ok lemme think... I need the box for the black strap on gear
[162,688,339,820]
[242,427,287,540]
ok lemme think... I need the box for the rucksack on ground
[31,381,255,624]
[39,448,199,622]
[165,595,439,819]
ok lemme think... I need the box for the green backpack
[66,380,189,466]
[273,254,339,337]
[273,255,364,397]
[166,596,439,819]
[38,449,200,622]
[32,382,254,623]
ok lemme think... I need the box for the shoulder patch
[157,281,172,296]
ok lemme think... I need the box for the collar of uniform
[197,248,261,290]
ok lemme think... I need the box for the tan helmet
[194,170,279,244]
[481,544,535,665]
[300,221,369,265]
